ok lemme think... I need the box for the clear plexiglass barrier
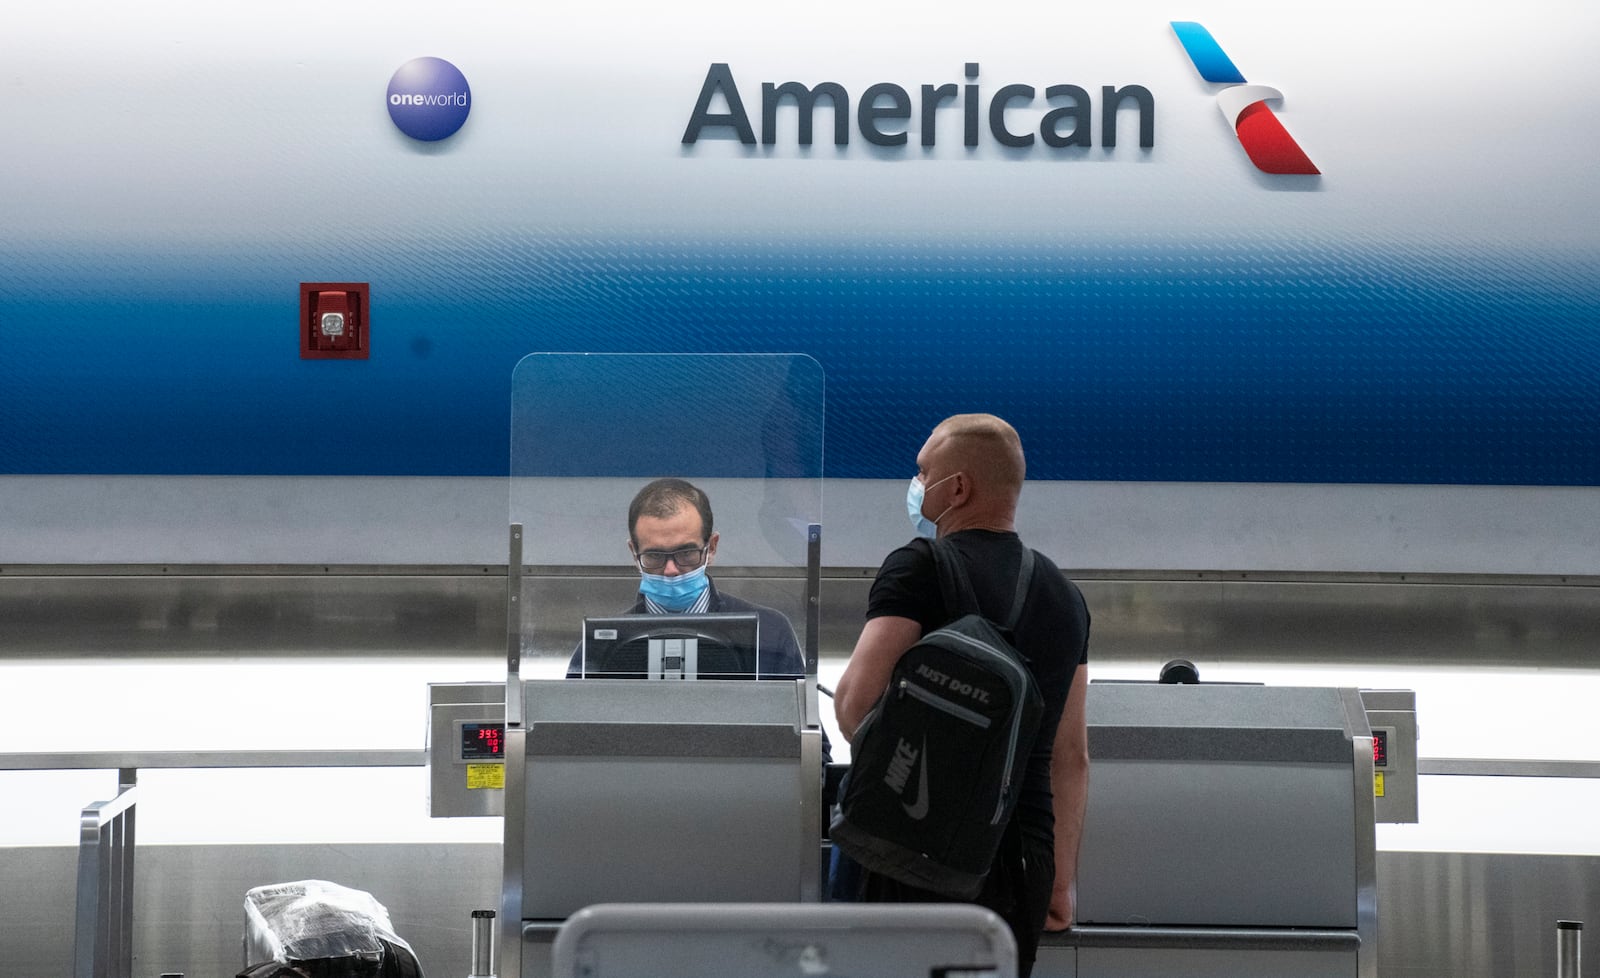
[509,353,823,684]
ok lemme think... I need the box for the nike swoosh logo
[901,741,930,820]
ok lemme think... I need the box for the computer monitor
[578,613,760,680]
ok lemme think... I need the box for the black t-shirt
[866,529,1090,832]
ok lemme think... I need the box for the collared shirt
[641,583,712,615]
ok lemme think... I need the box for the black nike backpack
[830,538,1045,899]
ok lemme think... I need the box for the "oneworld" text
[390,91,470,107]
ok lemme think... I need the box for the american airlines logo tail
[1171,21,1319,175]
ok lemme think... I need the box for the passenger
[833,413,1091,978]
[568,477,807,679]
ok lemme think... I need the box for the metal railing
[74,769,138,978]
[7,752,426,978]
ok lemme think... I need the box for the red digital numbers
[1372,730,1388,768]
[462,723,505,759]
[478,726,503,755]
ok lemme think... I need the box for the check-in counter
[433,679,1408,978]
[1036,682,1381,978]
[499,678,824,978]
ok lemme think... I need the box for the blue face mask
[638,564,710,612]
[906,474,956,540]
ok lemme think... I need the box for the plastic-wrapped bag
[240,880,422,978]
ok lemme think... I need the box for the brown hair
[627,478,714,546]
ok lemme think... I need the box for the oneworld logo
[1170,22,1318,175]
[386,57,471,142]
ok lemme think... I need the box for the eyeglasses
[634,545,709,573]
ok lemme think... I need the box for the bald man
[834,414,1090,978]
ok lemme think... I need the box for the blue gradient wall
[2,2,1597,485]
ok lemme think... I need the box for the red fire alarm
[301,282,370,359]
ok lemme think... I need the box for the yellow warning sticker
[1374,772,1386,797]
[467,764,505,790]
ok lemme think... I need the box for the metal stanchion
[1557,920,1582,978]
[469,909,498,978]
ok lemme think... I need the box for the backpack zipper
[898,678,993,728]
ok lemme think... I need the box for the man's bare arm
[833,615,923,742]
[1046,665,1090,930]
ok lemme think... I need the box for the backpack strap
[928,537,1035,631]
[927,536,977,619]
[1004,547,1036,631]
[378,938,423,978]
[237,965,312,978]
